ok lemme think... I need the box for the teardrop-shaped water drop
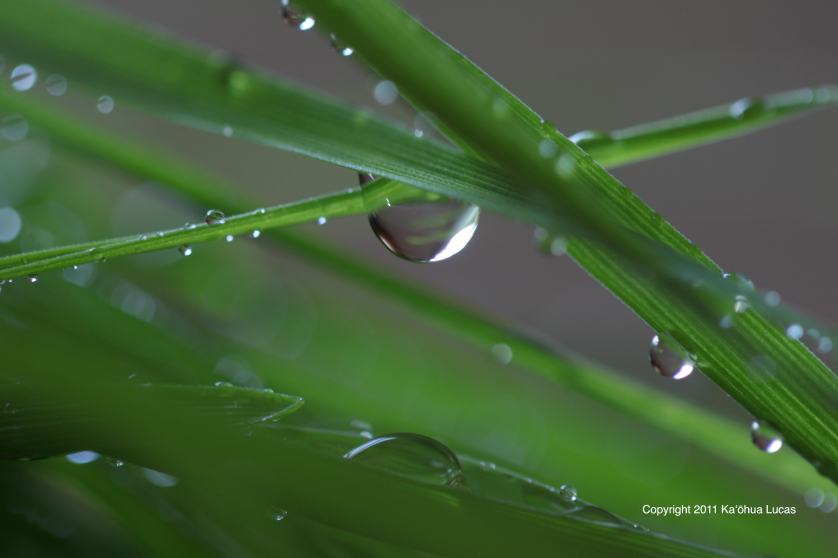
[360,174,479,263]
[178,244,192,256]
[11,64,37,91]
[330,34,353,56]
[25,274,38,283]
[344,433,466,487]
[649,333,695,379]
[569,130,613,152]
[751,421,783,453]
[729,97,768,121]
[723,272,755,291]
[97,95,114,114]
[3,402,15,415]
[281,0,315,30]
[105,456,124,467]
[205,210,226,225]
[46,74,67,96]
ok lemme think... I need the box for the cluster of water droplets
[359,173,480,263]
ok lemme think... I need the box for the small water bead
[344,433,466,487]
[268,507,288,521]
[734,295,750,313]
[521,483,579,512]
[249,230,261,238]
[66,451,99,464]
[568,130,613,152]
[1,115,29,142]
[11,64,37,91]
[559,484,577,502]
[729,97,768,121]
[206,210,226,225]
[373,81,399,105]
[97,95,114,114]
[764,291,781,306]
[281,0,314,30]
[46,74,67,96]
[330,34,353,56]
[178,244,192,256]
[360,173,480,263]
[138,234,147,241]
[490,343,513,364]
[786,323,804,340]
[317,217,327,225]
[226,235,234,242]
[25,274,38,283]
[751,421,783,453]
[214,381,234,387]
[538,139,558,158]
[649,333,695,380]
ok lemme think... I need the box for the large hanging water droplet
[10,64,37,91]
[649,333,695,379]
[46,74,67,96]
[25,274,38,283]
[521,483,579,512]
[751,421,783,453]
[559,484,577,502]
[360,174,479,263]
[205,210,226,225]
[178,244,192,256]
[344,433,466,487]
[330,34,353,56]
[281,0,315,30]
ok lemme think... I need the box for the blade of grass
[301,0,838,484]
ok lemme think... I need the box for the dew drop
[25,274,38,283]
[360,173,479,263]
[10,64,37,91]
[649,333,695,379]
[97,95,114,114]
[330,34,353,56]
[751,421,783,453]
[178,244,192,256]
[222,126,233,137]
[206,210,226,225]
[105,456,124,467]
[569,130,613,152]
[734,295,750,313]
[559,484,577,502]
[373,80,399,105]
[1,115,29,142]
[490,343,513,364]
[555,154,576,179]
[764,291,781,306]
[281,0,314,30]
[729,97,767,121]
[66,451,99,464]
[138,234,147,241]
[249,230,261,238]
[317,217,327,225]
[268,507,288,521]
[817,337,833,353]
[521,483,579,512]
[46,74,67,96]
[723,272,755,291]
[344,433,466,487]
[226,235,234,242]
[786,324,804,340]
[538,139,558,158]
[214,381,233,387]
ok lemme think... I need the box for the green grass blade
[298,0,838,485]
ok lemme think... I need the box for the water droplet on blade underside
[649,332,695,379]
[751,421,783,453]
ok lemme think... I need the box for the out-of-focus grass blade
[303,0,838,485]
[0,384,303,461]
[576,86,837,168]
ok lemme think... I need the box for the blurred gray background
[82,0,838,422]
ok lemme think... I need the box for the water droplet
[734,295,750,313]
[3,402,15,415]
[805,488,825,508]
[373,80,399,105]
[521,483,579,512]
[138,234,147,241]
[817,337,833,353]
[249,230,261,238]
[729,97,767,120]
[105,456,124,467]
[330,34,353,56]
[88,247,105,261]
[214,381,233,387]
[649,333,695,379]
[97,95,114,114]
[820,493,837,513]
[10,64,37,91]
[555,154,576,179]
[751,421,783,453]
[281,0,314,30]
[25,274,37,283]
[361,176,479,263]
[226,235,234,242]
[46,74,67,96]
[569,130,613,152]
[764,291,781,306]
[66,451,99,464]
[178,244,192,256]
[786,324,804,340]
[222,126,233,137]
[185,222,197,230]
[344,433,466,487]
[538,139,558,158]
[317,216,327,225]
[1,115,29,142]
[268,507,288,521]
[490,343,513,364]
[559,484,577,502]
[206,210,226,225]
[719,314,734,328]
[723,272,755,291]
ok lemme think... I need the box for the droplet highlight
[25,274,38,283]
[649,333,695,379]
[46,74,67,96]
[330,34,353,56]
[373,81,399,105]
[206,210,226,225]
[751,421,783,453]
[281,0,315,30]
[344,433,466,487]
[178,244,192,256]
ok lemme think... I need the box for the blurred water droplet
[555,155,575,178]
[330,34,353,56]
[222,126,233,137]
[360,174,479,263]
[805,488,825,508]
[97,96,114,114]
[317,216,327,225]
[105,456,124,467]
[11,64,37,91]
[25,274,38,283]
[569,130,613,152]
[729,97,767,120]
[88,247,105,261]
[66,451,99,464]
[538,139,558,158]
[226,235,234,242]
[764,291,781,306]
[719,314,734,328]
[281,0,314,30]
[559,484,577,502]
[723,272,755,290]
[178,244,192,256]
[650,333,695,379]
[46,74,67,96]
[820,493,837,513]
[490,343,513,364]
[0,207,22,243]
[786,324,804,340]
[138,234,147,241]
[268,507,288,521]
[143,468,179,487]
[206,210,226,225]
[734,295,750,313]
[250,230,261,238]
[751,421,783,453]
[185,222,196,230]
[817,337,833,353]
[373,81,399,105]
[1,115,29,142]
[344,433,466,487]
[214,381,233,387]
